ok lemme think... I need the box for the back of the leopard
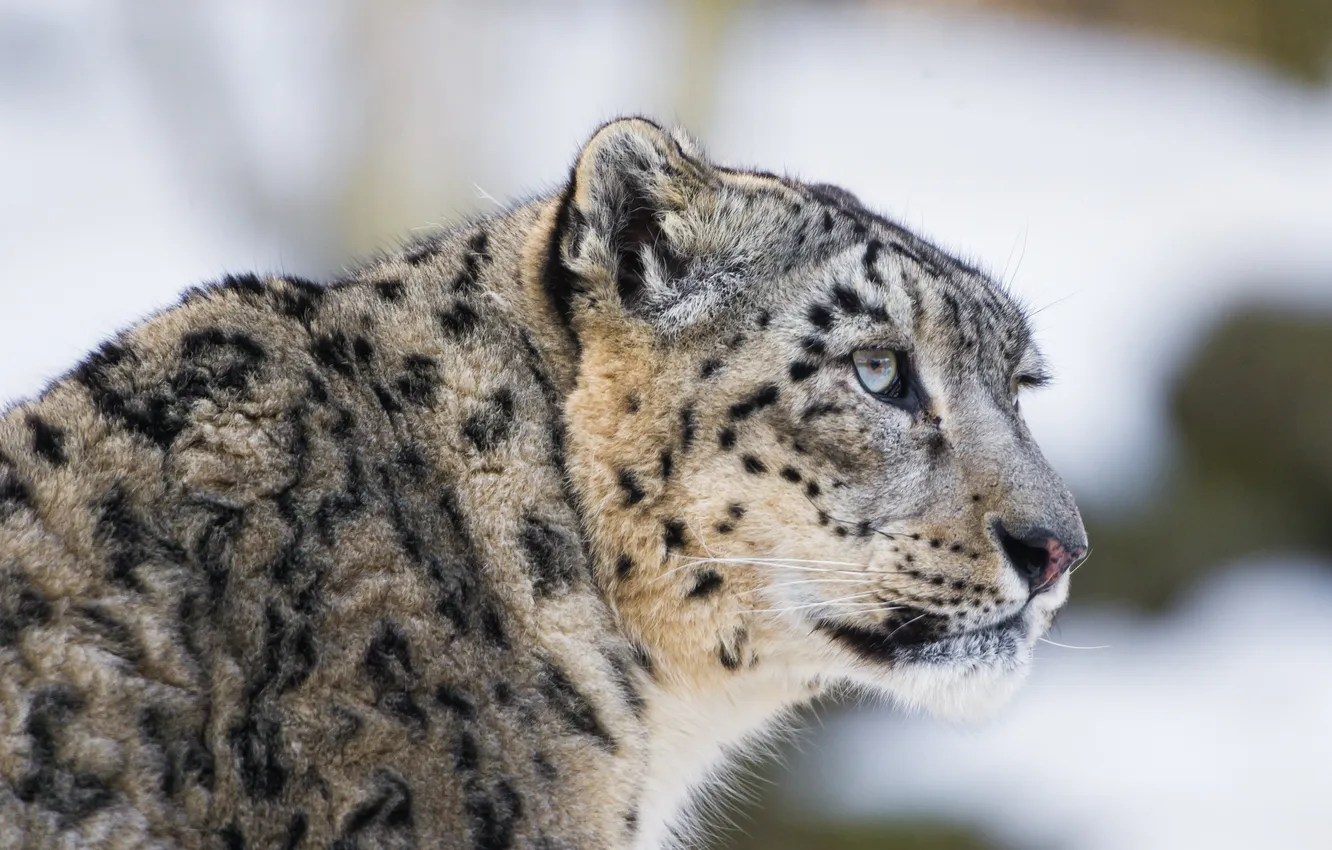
[0,201,648,848]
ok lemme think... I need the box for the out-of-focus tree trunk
[338,0,479,259]
[676,0,745,136]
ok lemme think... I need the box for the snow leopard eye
[852,349,904,398]
[1013,372,1050,410]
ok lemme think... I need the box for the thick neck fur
[499,196,818,844]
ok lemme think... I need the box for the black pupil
[872,359,898,392]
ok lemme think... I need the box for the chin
[826,594,1062,722]
[872,627,1035,721]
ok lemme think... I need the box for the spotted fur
[0,118,1084,849]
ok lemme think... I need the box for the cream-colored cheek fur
[564,315,819,846]
[565,312,761,684]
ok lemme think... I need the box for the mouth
[813,606,1029,668]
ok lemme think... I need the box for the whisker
[683,555,868,568]
[652,558,868,583]
[640,519,724,585]
[742,600,898,615]
[761,586,920,611]
[767,578,877,588]
[686,560,867,576]
[811,590,884,604]
[651,558,748,584]
[685,517,720,560]
[1028,289,1083,318]
[1069,547,1094,576]
[742,588,891,615]
[1038,638,1110,650]
[743,606,884,615]
[885,610,929,641]
[1001,225,1029,288]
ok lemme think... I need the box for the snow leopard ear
[544,117,724,336]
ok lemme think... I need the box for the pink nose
[1037,537,1084,590]
[998,525,1087,594]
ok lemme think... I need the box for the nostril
[998,526,1052,592]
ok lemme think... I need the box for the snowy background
[2,1,1330,848]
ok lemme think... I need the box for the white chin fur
[843,608,1051,721]
[876,644,1034,721]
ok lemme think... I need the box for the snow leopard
[0,117,1086,849]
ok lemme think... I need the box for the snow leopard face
[551,118,1086,718]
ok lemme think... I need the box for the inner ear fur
[565,118,712,316]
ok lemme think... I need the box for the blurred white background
[2,1,1330,848]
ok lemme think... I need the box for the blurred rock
[936,0,1332,83]
[1174,307,1332,502]
[1077,305,1332,610]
